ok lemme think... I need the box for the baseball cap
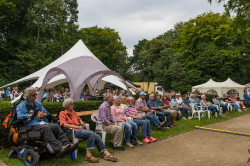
[140,92,147,96]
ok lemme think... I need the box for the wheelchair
[7,96,76,166]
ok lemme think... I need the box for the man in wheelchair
[12,87,77,161]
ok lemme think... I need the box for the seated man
[97,93,125,151]
[54,91,64,102]
[156,95,178,126]
[135,92,165,130]
[63,88,70,99]
[147,94,173,128]
[16,87,76,157]
[83,89,91,101]
[118,90,126,99]
[224,94,242,112]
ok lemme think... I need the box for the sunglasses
[70,103,74,105]
[31,94,37,97]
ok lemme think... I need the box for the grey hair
[23,87,36,99]
[62,98,74,108]
[103,93,112,101]
[149,94,155,97]
[113,95,119,100]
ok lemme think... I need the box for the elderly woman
[59,98,117,163]
[201,95,225,119]
[189,94,197,103]
[124,97,156,143]
[111,96,143,148]
[213,95,229,114]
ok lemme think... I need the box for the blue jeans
[219,104,228,113]
[74,129,107,153]
[178,107,189,118]
[133,119,151,139]
[119,122,137,142]
[208,106,219,116]
[155,110,172,125]
[246,101,249,108]
[146,113,160,127]
[230,103,239,110]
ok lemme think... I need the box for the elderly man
[97,93,125,151]
[118,90,125,99]
[135,92,165,130]
[155,95,178,126]
[16,87,77,157]
[147,94,173,128]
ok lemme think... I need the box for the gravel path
[77,114,250,166]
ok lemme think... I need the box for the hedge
[0,101,103,148]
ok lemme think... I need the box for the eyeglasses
[70,103,74,105]
[31,94,37,97]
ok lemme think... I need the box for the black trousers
[32,123,71,152]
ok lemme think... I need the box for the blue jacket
[244,93,249,102]
[16,100,50,126]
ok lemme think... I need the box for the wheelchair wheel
[22,149,39,166]
[8,150,17,158]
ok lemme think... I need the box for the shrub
[205,94,215,102]
[0,101,103,148]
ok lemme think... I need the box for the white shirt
[176,97,183,104]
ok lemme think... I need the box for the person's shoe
[125,141,134,148]
[113,147,125,151]
[238,109,243,112]
[210,116,214,119]
[143,137,151,143]
[172,122,178,126]
[147,136,157,142]
[104,155,117,162]
[159,121,166,127]
[58,144,71,157]
[220,114,225,117]
[136,140,143,145]
[169,125,175,128]
[85,155,99,163]
[182,117,187,120]
[109,142,114,148]
[188,117,193,120]
[67,143,78,154]
[163,126,171,130]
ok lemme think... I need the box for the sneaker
[147,136,157,142]
[172,122,178,126]
[136,140,143,145]
[238,109,243,112]
[159,121,166,127]
[220,114,225,117]
[182,117,187,120]
[169,125,175,128]
[188,117,193,120]
[125,142,134,148]
[210,116,214,119]
[143,137,151,143]
[113,147,125,151]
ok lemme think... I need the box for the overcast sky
[77,0,226,57]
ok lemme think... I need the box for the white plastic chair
[91,114,107,144]
[190,103,207,120]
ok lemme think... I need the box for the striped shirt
[124,105,139,117]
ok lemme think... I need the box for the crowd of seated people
[11,87,250,163]
[0,87,22,100]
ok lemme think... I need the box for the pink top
[111,105,128,122]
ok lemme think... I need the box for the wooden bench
[53,110,98,117]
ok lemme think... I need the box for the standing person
[97,93,125,151]
[112,90,116,96]
[147,94,173,128]
[63,88,70,99]
[201,95,225,119]
[135,92,165,130]
[16,87,77,157]
[6,87,13,100]
[124,97,157,143]
[111,96,143,148]
[244,90,250,108]
[36,87,40,95]
[0,88,5,100]
[60,98,117,163]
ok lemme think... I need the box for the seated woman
[230,94,245,110]
[124,97,157,143]
[160,95,178,126]
[54,91,64,102]
[201,95,225,119]
[111,96,143,148]
[59,98,117,163]
[189,94,197,104]
[213,95,229,114]
[120,96,127,110]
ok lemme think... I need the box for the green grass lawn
[1,109,250,166]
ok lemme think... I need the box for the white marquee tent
[192,78,245,99]
[0,40,137,102]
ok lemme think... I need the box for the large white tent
[1,40,137,102]
[192,78,245,99]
